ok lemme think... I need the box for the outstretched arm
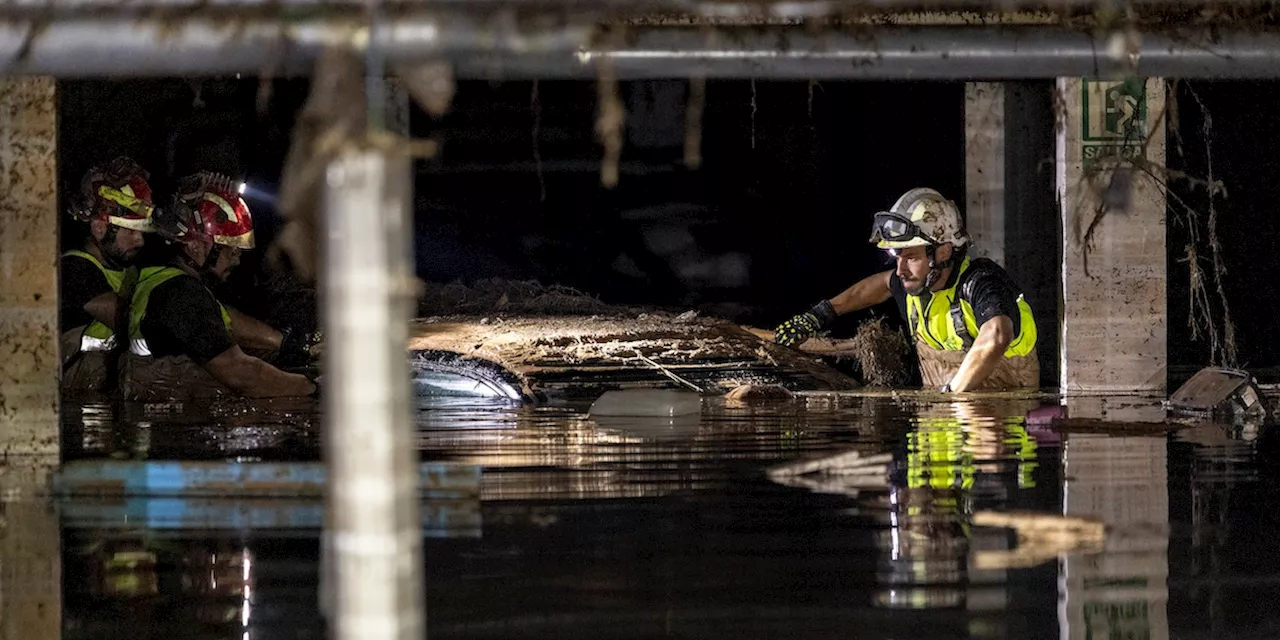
[829,270,894,315]
[774,270,894,347]
[226,306,284,351]
[203,345,317,398]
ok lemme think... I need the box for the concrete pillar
[0,77,59,455]
[324,149,423,640]
[0,456,62,640]
[1057,77,1167,395]
[965,81,1061,389]
[965,82,1006,265]
[1058,434,1169,640]
[320,77,419,632]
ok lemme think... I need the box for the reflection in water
[24,392,1280,638]
[874,398,1046,614]
[65,537,261,640]
[1059,434,1170,640]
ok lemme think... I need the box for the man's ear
[937,243,954,262]
[184,238,210,263]
[89,218,109,241]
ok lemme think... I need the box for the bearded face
[93,221,145,269]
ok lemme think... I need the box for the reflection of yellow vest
[128,266,232,357]
[906,422,975,492]
[904,257,1037,357]
[905,418,1039,491]
[1004,423,1039,489]
[63,250,125,352]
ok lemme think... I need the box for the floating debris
[589,389,702,417]
[767,450,893,479]
[846,318,915,387]
[971,510,1107,569]
[1168,366,1268,421]
[724,384,794,402]
[766,449,892,497]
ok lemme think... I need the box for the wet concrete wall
[1057,78,1168,394]
[0,456,61,640]
[0,77,60,455]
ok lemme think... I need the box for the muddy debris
[847,317,914,387]
[409,313,860,399]
[725,384,794,402]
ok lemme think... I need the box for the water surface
[22,392,1280,639]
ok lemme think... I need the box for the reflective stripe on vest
[63,250,125,353]
[904,256,1037,358]
[905,418,1039,491]
[128,266,233,357]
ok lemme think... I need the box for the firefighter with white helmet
[60,156,159,395]
[773,187,1039,392]
[119,171,318,401]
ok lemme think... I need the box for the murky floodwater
[9,391,1280,639]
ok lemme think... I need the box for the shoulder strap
[100,266,141,395]
[949,302,975,349]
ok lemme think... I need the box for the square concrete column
[965,81,1061,388]
[0,77,59,455]
[1056,78,1167,395]
[965,82,1006,265]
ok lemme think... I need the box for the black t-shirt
[889,257,1024,340]
[60,254,113,333]
[139,274,235,364]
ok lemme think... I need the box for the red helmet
[167,172,256,249]
[73,156,156,232]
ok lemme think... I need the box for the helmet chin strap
[96,226,126,270]
[922,244,955,291]
[179,242,222,280]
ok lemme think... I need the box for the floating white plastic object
[592,414,701,440]
[589,389,703,417]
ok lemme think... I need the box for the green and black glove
[773,299,838,347]
[279,327,323,369]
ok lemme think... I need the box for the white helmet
[870,187,968,250]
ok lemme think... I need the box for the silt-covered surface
[408,313,861,400]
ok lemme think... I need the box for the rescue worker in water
[59,157,158,395]
[773,187,1039,392]
[120,171,318,400]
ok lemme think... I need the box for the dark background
[56,77,1275,378]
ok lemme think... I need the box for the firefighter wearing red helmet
[119,171,317,401]
[60,156,159,395]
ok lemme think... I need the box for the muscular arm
[83,292,121,329]
[226,306,284,351]
[147,277,312,397]
[203,345,317,398]
[947,315,1014,392]
[829,270,894,316]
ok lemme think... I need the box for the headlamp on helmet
[162,171,256,250]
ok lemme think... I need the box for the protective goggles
[870,211,938,245]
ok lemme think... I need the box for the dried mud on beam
[407,314,860,400]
